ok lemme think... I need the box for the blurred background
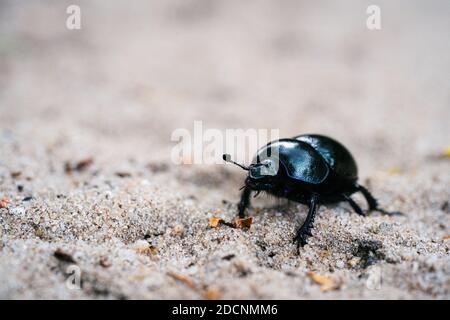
[0,0,449,300]
[1,0,449,172]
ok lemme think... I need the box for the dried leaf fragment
[443,234,450,240]
[0,198,10,209]
[233,217,253,229]
[209,216,253,229]
[167,271,195,289]
[306,271,340,292]
[209,216,224,228]
[203,287,221,300]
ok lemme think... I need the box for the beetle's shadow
[250,195,364,220]
[251,195,304,219]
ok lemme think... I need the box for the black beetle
[223,134,399,248]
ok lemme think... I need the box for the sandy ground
[0,0,449,299]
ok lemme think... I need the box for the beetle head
[223,154,279,190]
[248,158,278,179]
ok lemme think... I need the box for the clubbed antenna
[222,154,249,170]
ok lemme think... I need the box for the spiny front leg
[293,193,319,249]
[238,186,252,218]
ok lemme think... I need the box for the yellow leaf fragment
[203,287,221,300]
[443,146,450,157]
[306,271,340,292]
[387,167,402,175]
[209,216,224,228]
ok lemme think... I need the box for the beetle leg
[293,194,319,249]
[356,184,378,211]
[342,194,365,216]
[356,184,403,216]
[238,186,252,218]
